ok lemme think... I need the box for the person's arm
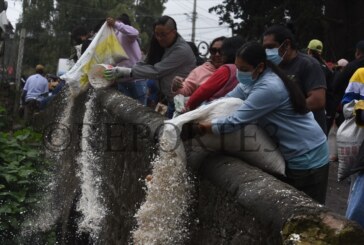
[183,78,282,138]
[21,79,29,103]
[132,44,193,80]
[43,79,49,93]
[114,21,139,39]
[176,80,199,96]
[177,62,215,96]
[21,90,27,104]
[302,59,327,111]
[185,66,230,110]
[306,88,326,111]
[211,80,282,135]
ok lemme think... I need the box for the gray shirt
[280,52,327,134]
[131,36,196,102]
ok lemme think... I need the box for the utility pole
[191,0,197,43]
[13,28,26,117]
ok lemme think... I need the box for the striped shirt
[342,67,364,105]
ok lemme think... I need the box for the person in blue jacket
[193,42,329,204]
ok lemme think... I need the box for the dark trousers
[284,164,330,205]
[24,100,40,124]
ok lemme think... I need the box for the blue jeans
[167,101,175,119]
[118,79,147,105]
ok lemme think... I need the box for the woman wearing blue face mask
[193,42,330,205]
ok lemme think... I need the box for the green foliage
[209,0,325,42]
[0,107,51,242]
[136,0,168,50]
[209,0,364,60]
[0,106,6,129]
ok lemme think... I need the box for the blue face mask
[265,48,282,65]
[236,70,255,86]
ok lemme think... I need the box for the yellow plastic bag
[61,22,128,95]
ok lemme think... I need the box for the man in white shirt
[21,64,48,123]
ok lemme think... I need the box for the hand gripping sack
[61,22,128,95]
[167,97,286,176]
[337,100,364,181]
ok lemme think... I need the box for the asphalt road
[325,125,351,216]
[325,161,351,215]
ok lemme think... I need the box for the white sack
[166,97,286,176]
[337,100,364,181]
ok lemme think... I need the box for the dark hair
[93,19,105,33]
[117,13,131,26]
[210,36,226,48]
[263,25,297,49]
[154,15,177,31]
[309,49,327,66]
[145,15,178,65]
[187,41,204,65]
[187,41,198,56]
[72,26,88,38]
[236,42,307,114]
[356,40,364,53]
[71,26,88,44]
[221,36,245,64]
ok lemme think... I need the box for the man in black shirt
[333,40,364,109]
[263,25,327,135]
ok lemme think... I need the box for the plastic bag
[173,94,189,118]
[166,97,286,176]
[61,22,128,95]
[337,100,364,181]
[345,173,364,228]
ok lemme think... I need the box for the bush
[0,105,52,242]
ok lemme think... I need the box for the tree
[135,0,168,51]
[209,0,364,61]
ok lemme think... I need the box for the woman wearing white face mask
[191,42,330,205]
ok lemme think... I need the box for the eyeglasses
[210,47,222,55]
[154,30,174,39]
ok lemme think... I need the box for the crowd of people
[22,14,364,229]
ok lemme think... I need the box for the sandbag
[337,100,364,181]
[61,22,128,95]
[166,97,286,176]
